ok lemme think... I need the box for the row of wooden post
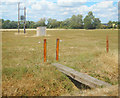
[44,36,108,62]
[44,38,59,62]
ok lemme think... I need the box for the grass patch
[2,29,118,96]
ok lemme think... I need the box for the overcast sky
[0,0,119,23]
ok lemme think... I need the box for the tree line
[0,11,119,29]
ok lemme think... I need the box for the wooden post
[44,39,47,62]
[56,38,59,61]
[106,35,109,53]
[24,7,26,34]
[18,2,20,33]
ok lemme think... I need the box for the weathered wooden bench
[52,63,111,88]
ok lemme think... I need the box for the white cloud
[31,0,57,10]
[90,1,114,11]
[62,12,69,15]
[87,0,119,2]
[0,0,118,22]
[57,0,87,7]
[1,0,23,3]
[89,1,118,21]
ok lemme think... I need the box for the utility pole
[18,2,26,34]
[18,2,20,33]
[24,7,26,34]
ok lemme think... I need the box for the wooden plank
[52,63,111,88]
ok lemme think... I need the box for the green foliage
[47,18,61,28]
[108,21,118,29]
[3,66,28,79]
[0,19,2,29]
[69,15,83,29]
[26,21,36,28]
[59,14,83,29]
[60,18,71,29]
[118,22,120,29]
[100,24,108,29]
[93,18,101,29]
[2,20,10,29]
[1,11,118,29]
[84,11,101,29]
[36,18,46,26]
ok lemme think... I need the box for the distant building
[112,23,117,28]
[102,23,108,26]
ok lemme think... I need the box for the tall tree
[70,14,83,29]
[60,18,71,29]
[93,18,101,29]
[36,18,46,27]
[2,20,11,29]
[107,21,113,28]
[47,18,60,28]
[84,11,101,29]
[9,21,18,29]
[84,11,95,29]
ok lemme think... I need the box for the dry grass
[2,29,118,96]
[2,64,75,96]
[91,51,118,84]
[63,85,118,96]
[81,85,118,96]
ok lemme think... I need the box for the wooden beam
[52,63,111,88]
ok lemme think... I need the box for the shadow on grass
[66,75,91,90]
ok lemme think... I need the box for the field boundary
[0,29,118,32]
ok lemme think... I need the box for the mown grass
[2,29,118,96]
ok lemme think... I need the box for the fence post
[56,38,59,61]
[44,39,47,62]
[106,35,109,53]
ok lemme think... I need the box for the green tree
[84,11,101,29]
[60,18,71,29]
[107,21,113,28]
[9,21,18,29]
[118,22,120,29]
[47,18,61,28]
[2,20,11,29]
[84,11,95,29]
[100,24,108,29]
[70,14,83,29]
[93,18,101,29]
[36,18,46,27]
[0,19,2,28]
[26,21,36,28]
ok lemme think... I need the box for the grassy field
[2,29,118,96]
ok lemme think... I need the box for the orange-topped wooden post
[44,39,47,62]
[56,38,59,61]
[106,35,109,53]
